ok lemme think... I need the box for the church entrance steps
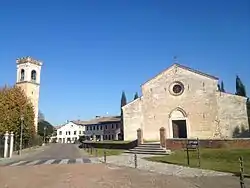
[124,143,171,155]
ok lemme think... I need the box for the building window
[79,131,81,135]
[74,131,77,135]
[169,81,184,96]
[111,124,114,129]
[90,126,92,131]
[68,131,71,135]
[100,126,103,130]
[93,126,95,130]
[97,125,99,130]
[59,131,62,135]
[31,70,37,81]
[116,124,119,129]
[105,125,107,129]
[66,131,68,135]
[20,69,25,81]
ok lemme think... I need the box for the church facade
[122,63,249,141]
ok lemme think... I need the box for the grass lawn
[145,148,250,176]
[86,148,124,157]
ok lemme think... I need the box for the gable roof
[72,116,121,125]
[141,63,219,87]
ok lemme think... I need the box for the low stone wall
[166,138,250,150]
[80,140,138,150]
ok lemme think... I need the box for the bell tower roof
[16,56,43,66]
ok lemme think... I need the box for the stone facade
[122,63,249,141]
[16,56,42,132]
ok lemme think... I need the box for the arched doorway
[169,107,189,138]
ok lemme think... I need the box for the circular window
[173,84,182,94]
[169,82,184,96]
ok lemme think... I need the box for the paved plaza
[0,144,249,188]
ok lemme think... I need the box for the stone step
[129,149,167,153]
[137,145,162,149]
[124,150,170,155]
[131,147,165,151]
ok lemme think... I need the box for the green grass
[87,148,124,157]
[145,148,250,176]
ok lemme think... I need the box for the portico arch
[168,107,190,138]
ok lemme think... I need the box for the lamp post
[43,126,47,145]
[19,115,24,155]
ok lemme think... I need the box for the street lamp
[19,115,24,155]
[43,126,47,145]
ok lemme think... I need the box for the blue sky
[1,0,249,125]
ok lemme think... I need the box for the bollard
[104,150,107,163]
[239,156,245,188]
[95,148,98,157]
[134,153,137,168]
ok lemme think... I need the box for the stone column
[159,127,166,149]
[9,132,14,158]
[4,131,9,158]
[93,135,96,141]
[137,128,143,146]
[100,135,103,141]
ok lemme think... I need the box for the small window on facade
[59,131,62,135]
[68,131,71,135]
[79,131,81,134]
[93,126,95,130]
[31,70,37,81]
[100,126,102,130]
[97,125,99,130]
[74,131,77,135]
[90,126,92,131]
[20,69,25,81]
[105,125,107,129]
[111,124,114,129]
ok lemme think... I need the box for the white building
[56,121,85,143]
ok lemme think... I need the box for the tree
[37,120,54,137]
[0,85,35,144]
[134,92,139,100]
[235,75,247,97]
[120,91,127,140]
[38,110,45,122]
[220,81,225,92]
[121,91,127,107]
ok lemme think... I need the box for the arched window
[31,70,37,81]
[20,69,25,81]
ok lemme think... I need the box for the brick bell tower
[16,56,43,132]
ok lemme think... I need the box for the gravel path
[90,153,233,177]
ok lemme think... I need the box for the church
[122,63,249,141]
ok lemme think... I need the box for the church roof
[142,63,219,86]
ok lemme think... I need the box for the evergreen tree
[120,91,127,140]
[220,81,225,92]
[235,75,247,97]
[217,84,221,91]
[121,91,127,107]
[134,92,139,100]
